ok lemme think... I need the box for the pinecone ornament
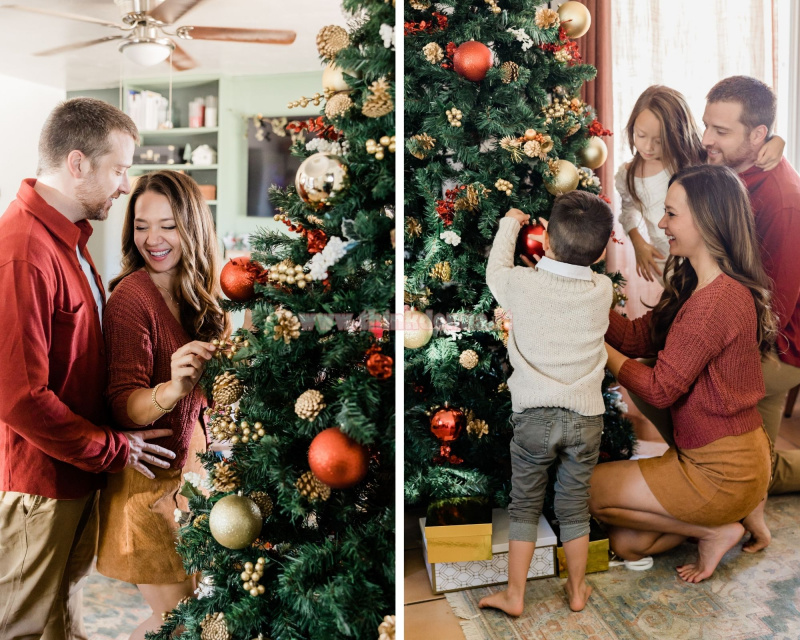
[249,492,274,519]
[212,372,243,406]
[296,471,331,501]
[316,25,349,58]
[459,349,479,369]
[269,309,302,344]
[455,184,489,212]
[407,134,436,160]
[362,78,394,118]
[535,6,560,29]
[409,0,430,8]
[500,61,520,84]
[193,514,209,530]
[200,612,230,640]
[468,417,489,438]
[405,217,423,237]
[295,389,326,421]
[378,615,396,640]
[213,461,239,492]
[422,42,443,64]
[430,262,451,282]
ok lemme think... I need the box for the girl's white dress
[615,163,671,284]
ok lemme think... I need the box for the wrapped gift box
[554,518,609,578]
[420,508,557,594]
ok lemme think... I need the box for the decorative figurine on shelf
[191,144,217,166]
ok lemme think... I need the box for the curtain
[607,0,776,318]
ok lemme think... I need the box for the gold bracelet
[152,382,175,414]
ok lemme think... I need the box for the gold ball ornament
[324,93,354,119]
[577,136,608,169]
[209,494,262,549]
[545,159,580,196]
[459,349,479,369]
[557,1,591,38]
[403,309,433,349]
[322,63,357,93]
[295,153,349,209]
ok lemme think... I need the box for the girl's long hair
[625,85,706,210]
[649,165,776,355]
[109,170,230,342]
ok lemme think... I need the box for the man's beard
[76,181,112,221]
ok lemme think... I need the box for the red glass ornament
[430,405,465,464]
[453,41,493,82]
[308,427,368,489]
[220,257,260,302]
[517,224,546,262]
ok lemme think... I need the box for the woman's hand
[755,135,785,171]
[159,341,217,408]
[631,232,664,282]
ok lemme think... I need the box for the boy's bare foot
[478,589,524,617]
[741,497,771,553]
[564,581,592,612]
[676,522,744,583]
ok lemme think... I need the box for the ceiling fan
[1,0,297,70]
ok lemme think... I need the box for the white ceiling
[0,0,347,90]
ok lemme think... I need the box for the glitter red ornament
[366,351,393,380]
[517,224,546,262]
[453,41,493,82]
[430,405,465,464]
[308,427,369,489]
[220,257,262,302]
[306,229,328,254]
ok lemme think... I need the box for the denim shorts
[508,406,603,543]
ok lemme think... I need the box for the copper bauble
[453,41,493,82]
[557,1,591,38]
[220,257,258,302]
[578,136,608,169]
[322,63,358,93]
[517,223,546,262]
[430,406,466,442]
[545,159,580,196]
[209,495,262,549]
[308,427,368,489]
[403,309,433,349]
[295,153,349,209]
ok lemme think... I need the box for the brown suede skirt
[96,420,206,585]
[639,426,771,527]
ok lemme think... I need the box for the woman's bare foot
[478,588,524,617]
[564,580,593,612]
[741,497,771,553]
[676,522,744,583]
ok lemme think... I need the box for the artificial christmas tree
[149,0,395,637]
[404,0,634,534]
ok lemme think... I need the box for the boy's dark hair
[547,191,614,266]
[706,75,776,135]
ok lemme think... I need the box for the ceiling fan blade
[1,4,126,29]
[147,0,205,25]
[169,42,197,71]
[176,26,296,45]
[34,35,126,57]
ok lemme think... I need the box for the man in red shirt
[0,98,177,639]
[702,76,800,552]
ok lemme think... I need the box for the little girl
[616,85,783,284]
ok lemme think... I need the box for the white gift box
[420,508,557,594]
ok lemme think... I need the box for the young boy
[480,191,614,614]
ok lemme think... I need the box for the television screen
[246,116,317,217]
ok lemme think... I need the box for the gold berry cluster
[494,179,513,195]
[212,335,249,361]
[240,558,267,597]
[366,135,397,160]
[287,93,323,109]
[268,259,313,288]
[238,420,265,444]
[446,108,463,127]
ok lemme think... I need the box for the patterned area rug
[84,571,149,639]
[446,495,800,640]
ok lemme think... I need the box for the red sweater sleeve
[755,205,800,333]
[0,259,129,472]
[605,309,655,358]
[104,289,155,430]
[617,304,720,408]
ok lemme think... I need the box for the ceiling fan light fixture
[120,38,174,66]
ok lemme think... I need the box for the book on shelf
[126,89,170,131]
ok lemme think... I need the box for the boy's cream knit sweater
[486,218,613,416]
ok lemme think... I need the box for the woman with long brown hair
[97,170,229,638]
[590,164,776,583]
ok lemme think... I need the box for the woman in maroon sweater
[590,165,776,583]
[97,171,228,638]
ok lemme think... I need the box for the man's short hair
[37,97,138,175]
[547,191,614,267]
[706,75,776,135]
